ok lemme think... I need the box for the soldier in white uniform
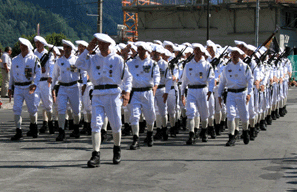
[33,36,55,134]
[152,45,172,141]
[218,47,254,146]
[127,42,160,149]
[10,38,41,140]
[76,33,132,167]
[52,40,83,141]
[181,43,215,144]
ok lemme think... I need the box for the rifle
[243,27,279,65]
[210,46,229,68]
[255,49,269,65]
[168,46,188,74]
[182,53,194,68]
[267,52,277,65]
[125,52,138,63]
[274,48,293,67]
[40,43,56,68]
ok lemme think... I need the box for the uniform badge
[61,63,64,66]
[239,69,241,71]
[135,65,139,68]
[96,66,100,70]
[98,73,100,75]
[189,68,193,71]
[26,65,29,67]
[136,74,139,76]
[228,70,232,72]
[109,65,113,68]
[16,66,18,68]
[199,72,203,79]
[160,70,165,75]
[143,65,151,73]
[230,75,232,77]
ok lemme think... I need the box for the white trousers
[57,85,81,115]
[186,87,209,121]
[36,80,53,112]
[155,88,167,116]
[226,91,249,122]
[13,87,39,116]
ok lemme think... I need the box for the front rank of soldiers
[8,34,293,167]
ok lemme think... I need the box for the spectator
[0,47,12,98]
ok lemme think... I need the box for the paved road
[1,88,297,192]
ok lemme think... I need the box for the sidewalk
[0,97,13,110]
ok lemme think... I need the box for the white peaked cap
[135,41,151,52]
[234,40,247,47]
[19,37,33,50]
[153,45,164,54]
[93,33,116,46]
[163,40,174,48]
[182,42,192,47]
[228,47,245,55]
[246,44,257,52]
[34,36,48,46]
[118,43,126,50]
[184,47,193,54]
[75,40,89,47]
[164,49,173,57]
[153,40,162,45]
[62,39,75,50]
[57,46,64,50]
[206,40,217,52]
[48,44,61,55]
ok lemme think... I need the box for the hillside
[0,0,123,47]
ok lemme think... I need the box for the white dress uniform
[154,58,172,139]
[9,38,41,140]
[52,51,82,140]
[181,56,215,143]
[127,53,160,148]
[218,57,253,146]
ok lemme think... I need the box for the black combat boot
[130,135,140,150]
[122,123,131,136]
[64,119,69,130]
[11,128,23,141]
[220,121,226,132]
[162,127,168,141]
[101,129,107,143]
[255,123,260,137]
[200,128,208,142]
[266,115,272,125]
[86,123,92,135]
[39,121,48,134]
[250,127,255,141]
[153,128,163,140]
[56,128,65,141]
[242,130,250,145]
[32,123,38,138]
[279,108,285,117]
[87,151,100,168]
[194,128,199,138]
[175,120,181,134]
[70,124,80,138]
[68,119,74,130]
[147,131,154,147]
[214,123,221,136]
[80,122,88,135]
[260,120,266,131]
[234,129,240,141]
[186,132,195,145]
[271,111,277,120]
[208,126,216,139]
[226,134,236,146]
[48,121,54,134]
[284,105,287,114]
[54,121,59,131]
[169,125,177,137]
[113,146,121,164]
[276,109,280,119]
[182,117,187,130]
[27,123,33,137]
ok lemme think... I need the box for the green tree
[45,33,68,46]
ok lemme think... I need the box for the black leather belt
[171,86,175,89]
[59,81,78,86]
[40,77,49,81]
[178,82,182,85]
[132,87,152,92]
[94,84,118,90]
[157,85,165,89]
[15,81,33,86]
[78,80,83,83]
[228,88,247,93]
[188,84,207,89]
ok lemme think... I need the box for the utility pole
[255,0,260,47]
[207,0,210,40]
[97,0,103,33]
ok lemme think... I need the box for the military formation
[3,33,293,168]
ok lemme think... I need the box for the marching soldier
[181,43,215,144]
[33,36,55,134]
[76,33,132,167]
[10,37,41,140]
[52,40,83,141]
[218,47,254,146]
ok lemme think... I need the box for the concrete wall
[136,6,296,48]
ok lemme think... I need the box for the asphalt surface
[1,88,297,192]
